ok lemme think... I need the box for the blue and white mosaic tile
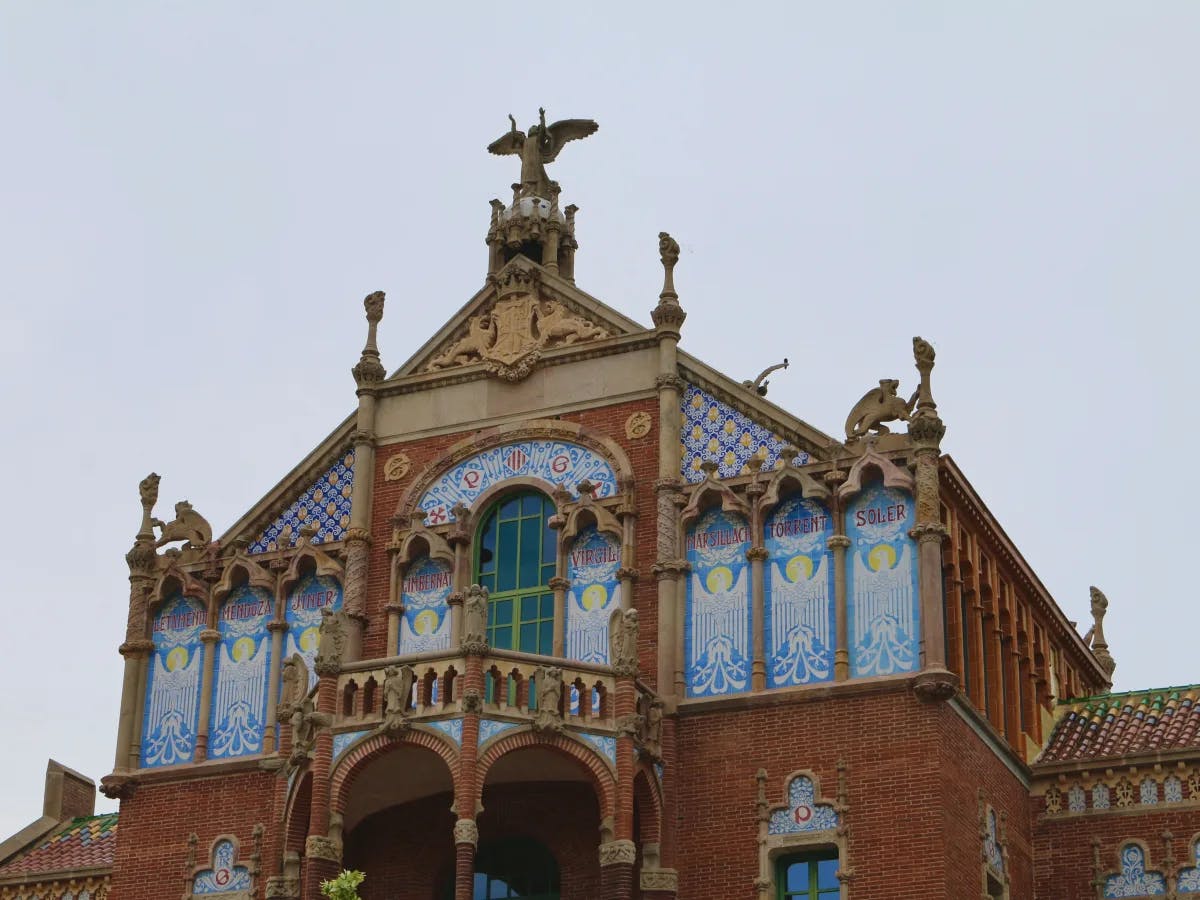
[1166,776,1183,803]
[985,809,1004,873]
[419,441,618,525]
[577,732,617,769]
[680,385,810,483]
[142,593,206,768]
[768,775,839,836]
[478,718,522,746]
[1104,844,1166,897]
[1067,784,1086,813]
[426,718,464,747]
[249,451,355,553]
[1177,840,1200,892]
[193,839,251,895]
[1140,778,1158,805]
[1093,783,1111,810]
[654,762,665,784]
[333,730,371,765]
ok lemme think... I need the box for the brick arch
[283,771,312,857]
[633,765,662,845]
[395,418,634,521]
[330,728,459,816]
[476,730,616,819]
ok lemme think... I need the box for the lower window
[777,849,839,900]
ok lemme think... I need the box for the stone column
[345,290,388,663]
[448,505,472,647]
[193,628,220,761]
[454,603,487,900]
[651,232,686,700]
[549,577,570,657]
[599,839,637,900]
[264,620,287,754]
[453,818,479,900]
[820,468,850,681]
[746,460,767,691]
[907,337,956,702]
[612,616,640,893]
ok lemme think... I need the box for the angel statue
[488,108,599,199]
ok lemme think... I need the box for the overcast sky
[1,4,1197,837]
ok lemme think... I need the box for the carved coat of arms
[426,275,609,382]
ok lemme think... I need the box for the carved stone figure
[139,473,161,511]
[382,664,415,732]
[487,108,599,199]
[1086,586,1116,677]
[640,697,665,761]
[609,608,639,677]
[844,379,917,442]
[658,232,680,269]
[533,666,564,732]
[313,608,348,675]
[152,500,213,549]
[536,300,608,345]
[427,314,496,370]
[289,695,317,763]
[277,653,309,721]
[462,584,489,654]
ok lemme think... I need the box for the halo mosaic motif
[418,440,618,525]
[680,385,809,483]
[249,451,354,554]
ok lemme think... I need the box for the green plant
[320,870,365,900]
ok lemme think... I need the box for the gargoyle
[152,500,212,549]
[844,379,918,442]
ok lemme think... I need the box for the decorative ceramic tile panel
[654,762,665,783]
[767,775,839,835]
[846,482,919,677]
[985,809,1004,873]
[419,441,618,524]
[578,732,617,768]
[209,586,274,760]
[1067,784,1086,813]
[142,593,206,768]
[193,839,251,895]
[679,385,810,483]
[478,718,521,745]
[1093,784,1111,810]
[685,509,751,697]
[1177,840,1200,892]
[765,497,835,687]
[1104,844,1166,897]
[249,451,354,554]
[333,730,371,765]
[1166,775,1183,803]
[283,574,342,693]
[1140,778,1159,804]
[426,718,464,747]
[400,556,453,654]
[565,526,621,664]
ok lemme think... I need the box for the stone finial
[127,473,161,574]
[652,232,686,333]
[137,473,160,539]
[1088,586,1116,678]
[352,290,387,387]
[911,336,937,414]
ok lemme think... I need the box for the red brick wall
[344,783,601,900]
[109,771,276,900]
[1032,793,1200,898]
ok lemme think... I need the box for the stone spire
[651,232,686,336]
[1088,586,1117,678]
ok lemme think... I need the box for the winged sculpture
[488,108,599,199]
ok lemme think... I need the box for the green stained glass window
[778,849,840,900]
[475,491,557,656]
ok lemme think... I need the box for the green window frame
[475,491,557,655]
[777,849,839,900]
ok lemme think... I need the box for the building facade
[5,116,1196,900]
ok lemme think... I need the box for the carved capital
[653,477,683,495]
[907,413,946,449]
[913,668,959,703]
[267,620,290,633]
[462,639,490,657]
[548,576,571,591]
[344,527,373,545]
[909,522,948,544]
[826,535,852,551]
[598,839,638,866]
[615,714,643,737]
[118,639,155,657]
[640,869,679,892]
[454,818,479,846]
[349,428,376,446]
[745,547,769,562]
[352,357,387,386]
[264,876,300,900]
[612,661,640,679]
[304,835,341,863]
[313,658,342,677]
[200,628,221,644]
[654,372,685,393]
[616,567,640,582]
[99,773,139,800]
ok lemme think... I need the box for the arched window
[475,492,557,655]
[777,849,839,899]
[440,837,560,900]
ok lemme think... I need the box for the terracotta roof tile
[0,814,117,877]
[1037,686,1200,764]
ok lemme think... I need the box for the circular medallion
[383,452,412,483]
[625,411,652,440]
